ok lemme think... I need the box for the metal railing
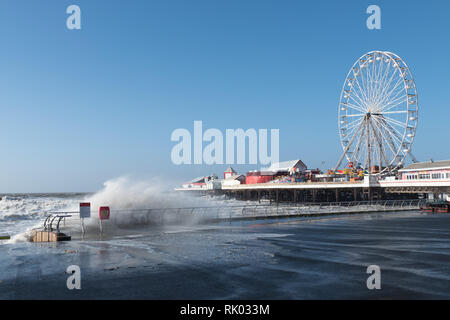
[42,213,72,232]
[105,199,425,225]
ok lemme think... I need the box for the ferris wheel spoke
[345,118,364,138]
[365,61,372,104]
[379,132,397,160]
[346,126,362,141]
[383,121,411,162]
[369,119,388,168]
[377,120,403,144]
[368,61,377,105]
[374,56,389,103]
[370,56,378,104]
[381,125,398,160]
[382,116,407,129]
[348,94,367,111]
[379,110,408,115]
[342,115,364,131]
[378,62,392,95]
[359,65,370,103]
[373,55,385,105]
[379,98,408,115]
[344,113,366,117]
[345,123,363,138]
[376,64,400,107]
[363,62,376,105]
[346,102,366,113]
[379,95,408,113]
[375,117,404,146]
[381,84,405,108]
[375,57,392,96]
[353,85,368,110]
[384,119,410,144]
[377,88,407,110]
[347,116,364,125]
[346,119,365,132]
[349,90,368,110]
[380,83,406,108]
[356,66,371,105]
[375,67,396,103]
[377,77,405,109]
[349,71,369,107]
[373,118,400,158]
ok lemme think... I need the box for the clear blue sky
[0,0,449,192]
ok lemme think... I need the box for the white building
[399,160,450,201]
[222,174,245,187]
[399,160,450,181]
[223,166,237,179]
[265,160,307,175]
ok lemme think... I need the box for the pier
[176,175,450,204]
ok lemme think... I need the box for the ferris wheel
[335,51,418,174]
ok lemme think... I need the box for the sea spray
[84,176,207,210]
[3,176,229,243]
[80,176,223,229]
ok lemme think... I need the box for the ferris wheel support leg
[334,122,364,172]
[366,117,371,172]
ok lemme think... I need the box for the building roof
[186,176,205,183]
[225,174,244,180]
[266,160,307,172]
[399,160,450,171]
[224,166,237,173]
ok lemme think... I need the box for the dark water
[0,211,449,299]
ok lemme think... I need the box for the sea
[0,193,85,240]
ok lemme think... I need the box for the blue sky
[0,0,449,192]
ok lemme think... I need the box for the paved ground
[1,211,449,299]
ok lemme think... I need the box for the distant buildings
[265,160,307,175]
[181,175,218,189]
[176,159,450,203]
[223,174,245,187]
[399,160,450,181]
[179,159,312,190]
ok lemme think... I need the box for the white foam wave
[80,176,220,227]
[0,195,78,220]
[4,176,225,243]
[1,195,81,243]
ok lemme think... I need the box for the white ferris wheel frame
[336,51,419,174]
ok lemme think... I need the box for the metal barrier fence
[106,199,425,225]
